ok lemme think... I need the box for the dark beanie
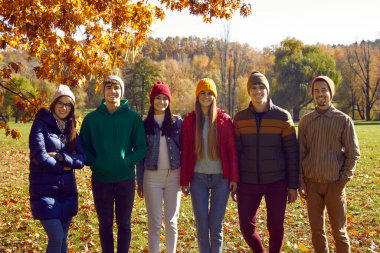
[247,71,270,94]
[311,76,335,99]
[150,81,172,104]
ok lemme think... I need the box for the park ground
[0,121,379,252]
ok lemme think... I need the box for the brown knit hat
[247,71,270,94]
[311,76,335,98]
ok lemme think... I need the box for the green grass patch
[1,122,32,151]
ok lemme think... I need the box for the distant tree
[205,39,217,65]
[159,58,194,115]
[123,58,161,115]
[346,41,380,120]
[217,25,230,110]
[272,38,341,121]
[191,54,211,80]
[227,42,252,115]
[333,46,360,119]
[142,38,165,61]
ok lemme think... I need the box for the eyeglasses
[56,101,73,109]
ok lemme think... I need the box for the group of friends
[28,71,361,253]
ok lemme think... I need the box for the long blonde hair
[195,98,219,160]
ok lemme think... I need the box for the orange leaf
[298,242,309,252]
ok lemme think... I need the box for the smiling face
[153,94,169,115]
[104,81,122,105]
[313,80,332,109]
[54,96,73,120]
[249,83,268,106]
[198,90,215,110]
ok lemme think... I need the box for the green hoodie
[80,99,147,183]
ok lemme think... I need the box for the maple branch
[0,78,37,108]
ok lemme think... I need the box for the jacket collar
[248,99,273,113]
[310,105,335,119]
[35,107,68,133]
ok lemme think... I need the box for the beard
[317,99,327,106]
[315,96,329,107]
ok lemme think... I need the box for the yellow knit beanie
[195,78,218,98]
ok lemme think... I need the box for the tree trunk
[293,107,300,122]
[218,25,230,110]
[365,80,371,120]
[227,65,232,115]
[351,91,355,120]
[365,100,371,120]
[141,78,146,115]
[356,103,364,120]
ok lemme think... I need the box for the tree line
[2,36,379,125]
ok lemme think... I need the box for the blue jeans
[40,218,72,253]
[190,173,229,253]
[92,179,135,253]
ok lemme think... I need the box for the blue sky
[151,0,380,49]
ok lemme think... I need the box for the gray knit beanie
[102,75,125,98]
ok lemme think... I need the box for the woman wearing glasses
[29,84,85,253]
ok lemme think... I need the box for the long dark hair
[50,97,77,154]
[144,104,175,136]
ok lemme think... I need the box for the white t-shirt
[154,114,171,170]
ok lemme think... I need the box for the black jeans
[92,179,135,253]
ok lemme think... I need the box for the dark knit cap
[150,81,172,104]
[247,71,270,94]
[311,76,335,98]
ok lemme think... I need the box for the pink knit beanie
[53,84,75,102]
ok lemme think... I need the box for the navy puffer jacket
[29,108,85,220]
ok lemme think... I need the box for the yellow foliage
[1,0,251,86]
[0,0,251,139]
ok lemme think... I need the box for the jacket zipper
[255,113,262,184]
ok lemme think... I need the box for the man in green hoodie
[80,75,147,253]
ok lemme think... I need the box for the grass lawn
[0,121,379,252]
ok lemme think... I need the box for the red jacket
[180,108,239,186]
